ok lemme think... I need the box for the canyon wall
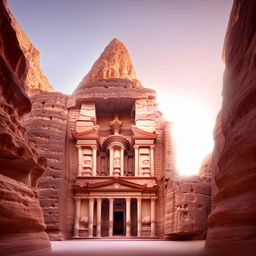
[7,3,54,96]
[206,1,256,255]
[24,92,68,240]
[0,0,50,254]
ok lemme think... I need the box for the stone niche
[138,147,151,177]
[80,147,93,176]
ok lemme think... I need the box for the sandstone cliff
[0,0,50,254]
[206,1,256,255]
[7,4,54,96]
[76,39,142,90]
[24,92,68,240]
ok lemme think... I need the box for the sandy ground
[46,240,206,256]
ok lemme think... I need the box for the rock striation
[6,4,54,96]
[164,176,210,239]
[76,39,142,91]
[199,153,212,183]
[24,92,68,240]
[206,1,256,255]
[0,0,50,254]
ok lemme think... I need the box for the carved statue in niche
[114,157,120,168]
[110,114,122,134]
[142,216,150,224]
[139,147,151,177]
[113,148,121,176]
[80,216,89,227]
[81,148,93,176]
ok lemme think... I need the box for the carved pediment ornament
[110,114,122,135]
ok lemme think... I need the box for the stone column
[134,145,139,176]
[150,145,155,177]
[92,146,97,176]
[151,198,156,237]
[137,198,142,237]
[126,198,131,237]
[74,198,81,237]
[109,198,114,237]
[109,148,113,176]
[120,148,124,176]
[96,198,102,237]
[88,198,94,237]
[77,146,82,176]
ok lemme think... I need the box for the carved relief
[139,147,151,177]
[81,147,93,176]
[113,148,121,176]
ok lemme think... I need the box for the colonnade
[73,197,156,238]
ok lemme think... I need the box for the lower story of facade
[72,177,158,238]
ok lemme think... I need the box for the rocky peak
[76,39,142,90]
[7,6,54,96]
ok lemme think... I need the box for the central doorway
[113,199,125,235]
[113,212,124,235]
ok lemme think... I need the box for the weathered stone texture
[7,5,54,96]
[164,176,210,239]
[206,1,256,255]
[77,39,142,90]
[0,0,50,254]
[24,92,68,240]
[199,153,212,184]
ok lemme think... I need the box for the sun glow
[158,94,214,176]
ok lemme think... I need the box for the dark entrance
[113,212,124,235]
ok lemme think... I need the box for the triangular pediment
[73,177,152,192]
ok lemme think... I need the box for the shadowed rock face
[206,1,256,255]
[0,0,50,254]
[76,39,143,91]
[6,3,54,96]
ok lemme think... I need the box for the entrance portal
[113,212,124,235]
[113,199,125,235]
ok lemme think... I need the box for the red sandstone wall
[24,92,68,240]
[164,176,210,239]
[0,0,50,254]
[206,1,256,255]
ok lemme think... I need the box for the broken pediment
[131,125,157,140]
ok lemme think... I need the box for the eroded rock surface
[76,39,142,90]
[0,0,50,254]
[164,176,210,239]
[7,4,54,96]
[24,92,68,240]
[206,1,256,255]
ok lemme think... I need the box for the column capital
[133,145,139,150]
[150,145,155,149]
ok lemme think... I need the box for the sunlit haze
[9,0,233,175]
[158,94,214,175]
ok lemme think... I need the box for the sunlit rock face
[0,1,50,254]
[164,176,210,239]
[76,39,142,91]
[206,1,256,255]
[199,153,212,183]
[6,5,54,97]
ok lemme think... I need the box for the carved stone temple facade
[24,39,210,240]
